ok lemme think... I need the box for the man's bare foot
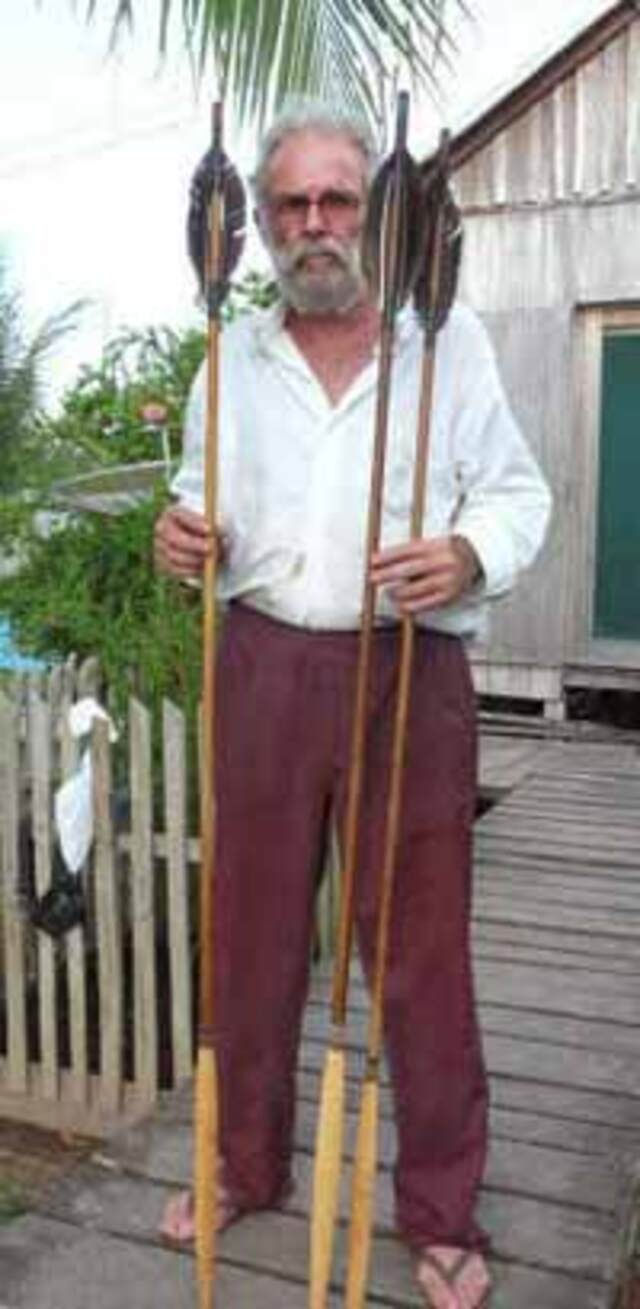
[416,1246,492,1309]
[160,1187,239,1245]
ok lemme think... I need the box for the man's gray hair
[252,99,378,206]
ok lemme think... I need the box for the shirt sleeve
[450,308,552,599]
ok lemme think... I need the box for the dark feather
[362,93,423,319]
[187,147,247,298]
[413,136,463,334]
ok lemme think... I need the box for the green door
[593,331,640,639]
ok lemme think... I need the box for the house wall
[454,21,640,209]
[450,16,640,688]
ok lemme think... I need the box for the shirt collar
[250,299,419,359]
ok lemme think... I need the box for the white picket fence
[0,656,339,1137]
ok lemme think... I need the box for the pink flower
[140,402,168,426]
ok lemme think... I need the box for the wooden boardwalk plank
[3,732,640,1307]
[17,1180,602,1308]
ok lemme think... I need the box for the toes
[455,1253,491,1309]
[160,1191,194,1241]
[416,1247,491,1309]
[416,1253,458,1309]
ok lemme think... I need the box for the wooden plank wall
[452,16,640,679]
[455,24,640,209]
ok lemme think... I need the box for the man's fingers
[371,539,448,578]
[371,540,425,570]
[371,557,444,585]
[167,504,210,531]
[390,576,451,606]
[156,545,207,575]
[154,505,216,578]
[369,535,479,613]
[371,552,451,587]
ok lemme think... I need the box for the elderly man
[155,104,551,1309]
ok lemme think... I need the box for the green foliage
[43,324,207,472]
[0,269,277,722]
[3,269,276,488]
[0,491,202,720]
[0,257,84,495]
[0,1178,26,1225]
[226,270,279,315]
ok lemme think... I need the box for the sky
[0,0,613,406]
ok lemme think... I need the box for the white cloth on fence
[54,697,118,874]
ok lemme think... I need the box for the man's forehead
[265,129,367,192]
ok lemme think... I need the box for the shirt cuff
[453,521,516,598]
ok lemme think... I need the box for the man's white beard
[268,236,366,315]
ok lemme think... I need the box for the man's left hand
[370,534,482,615]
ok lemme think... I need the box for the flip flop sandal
[416,1248,493,1308]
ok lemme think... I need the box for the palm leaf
[83,0,469,128]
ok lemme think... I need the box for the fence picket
[92,718,123,1114]
[163,699,193,1082]
[30,689,58,1101]
[1,663,335,1134]
[0,691,28,1094]
[60,657,89,1107]
[129,697,158,1103]
[78,656,100,699]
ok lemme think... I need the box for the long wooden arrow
[189,102,246,1309]
[345,131,463,1309]
[308,91,421,1309]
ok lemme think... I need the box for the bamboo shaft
[309,1047,346,1309]
[331,94,412,1028]
[309,316,395,1309]
[309,95,413,1309]
[195,101,225,1309]
[330,313,397,1025]
[365,206,444,1065]
[345,1076,379,1309]
[367,348,436,1059]
[198,108,224,1035]
[345,198,447,1309]
[194,1048,219,1309]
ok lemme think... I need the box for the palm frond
[91,0,469,128]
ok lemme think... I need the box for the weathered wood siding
[455,24,640,209]
[452,16,640,679]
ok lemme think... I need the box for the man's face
[258,129,369,315]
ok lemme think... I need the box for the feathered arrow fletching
[187,143,247,301]
[413,133,463,334]
[362,93,423,320]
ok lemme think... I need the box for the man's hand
[370,534,482,616]
[154,505,226,579]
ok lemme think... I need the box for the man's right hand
[154,505,224,579]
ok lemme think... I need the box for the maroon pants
[214,602,489,1251]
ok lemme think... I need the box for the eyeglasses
[267,189,363,226]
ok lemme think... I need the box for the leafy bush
[0,270,277,716]
[42,324,207,472]
[0,491,202,718]
[0,256,83,495]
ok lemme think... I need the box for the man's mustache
[278,238,355,274]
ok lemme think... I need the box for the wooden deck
[2,735,640,1308]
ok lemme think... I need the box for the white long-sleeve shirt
[172,300,551,638]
